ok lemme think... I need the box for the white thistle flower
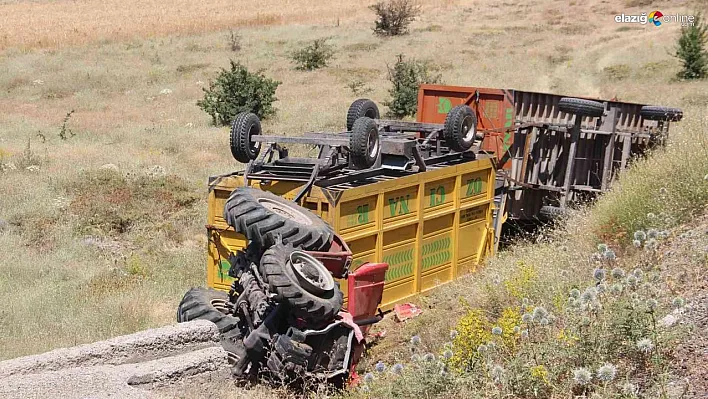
[572,368,592,385]
[637,338,654,353]
[597,363,617,382]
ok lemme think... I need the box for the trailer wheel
[558,97,604,118]
[640,106,683,122]
[230,112,262,163]
[346,99,380,131]
[443,105,477,152]
[350,117,380,169]
[177,287,240,334]
[260,243,344,325]
[223,187,334,251]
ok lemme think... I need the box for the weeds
[291,38,335,71]
[58,110,75,140]
[354,235,687,398]
[15,138,42,170]
[604,64,631,81]
[227,29,242,52]
[346,79,371,96]
[62,169,199,236]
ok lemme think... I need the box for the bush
[675,13,708,80]
[384,55,440,118]
[197,60,280,125]
[291,38,335,71]
[370,0,421,36]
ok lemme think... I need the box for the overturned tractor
[178,187,386,383]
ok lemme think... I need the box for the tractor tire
[230,112,262,163]
[349,117,380,169]
[260,243,343,325]
[346,99,380,131]
[640,106,683,122]
[177,287,240,334]
[443,105,477,152]
[223,187,334,251]
[539,205,566,220]
[558,97,604,118]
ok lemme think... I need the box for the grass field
[0,0,707,395]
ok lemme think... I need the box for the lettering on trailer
[348,203,370,227]
[437,97,452,114]
[388,195,411,217]
[503,107,514,152]
[466,177,484,197]
[461,206,486,223]
[429,185,446,207]
[218,259,234,283]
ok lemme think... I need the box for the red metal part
[346,262,389,331]
[305,233,352,279]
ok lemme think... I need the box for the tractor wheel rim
[248,125,261,155]
[463,115,476,142]
[367,129,380,159]
[257,198,312,225]
[289,250,334,294]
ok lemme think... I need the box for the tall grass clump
[591,110,708,243]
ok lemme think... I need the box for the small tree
[197,61,280,125]
[370,0,421,36]
[384,55,440,118]
[675,13,708,80]
[291,39,335,70]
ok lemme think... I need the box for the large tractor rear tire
[260,243,343,325]
[224,187,334,251]
[346,99,380,131]
[640,106,683,122]
[558,97,604,118]
[349,117,380,169]
[230,112,262,163]
[177,287,240,334]
[443,105,477,152]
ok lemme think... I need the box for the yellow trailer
[205,156,496,310]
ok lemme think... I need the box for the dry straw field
[0,1,707,395]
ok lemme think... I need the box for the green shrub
[370,0,420,36]
[675,13,708,80]
[384,55,440,118]
[197,60,280,125]
[291,38,335,71]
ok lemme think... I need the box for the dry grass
[0,0,706,377]
[0,0,461,51]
